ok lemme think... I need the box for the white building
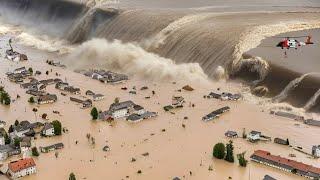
[7,158,36,179]
[133,105,146,115]
[112,108,129,119]
[41,123,55,136]
[248,131,261,141]
[0,135,5,146]
[93,94,104,101]
[13,67,27,74]
[108,101,136,119]
[312,145,320,157]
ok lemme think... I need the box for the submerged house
[13,67,27,74]
[270,111,304,121]
[274,138,289,146]
[126,111,158,123]
[70,97,92,108]
[0,145,21,161]
[98,111,113,121]
[12,121,32,138]
[225,130,238,138]
[36,94,57,104]
[248,131,261,142]
[207,92,241,101]
[172,96,185,108]
[7,158,36,179]
[40,143,64,153]
[56,82,80,94]
[93,94,104,101]
[202,106,230,122]
[312,145,320,158]
[41,123,55,137]
[251,150,320,179]
[304,119,320,127]
[101,100,155,121]
[84,70,128,84]
[108,101,136,119]
[85,90,95,96]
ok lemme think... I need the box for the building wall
[315,149,320,157]
[0,137,5,145]
[136,109,146,115]
[14,129,29,138]
[0,152,8,160]
[9,166,36,179]
[112,109,128,119]
[248,134,260,140]
[94,96,104,101]
[44,128,55,136]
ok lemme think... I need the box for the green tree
[237,152,248,167]
[8,125,14,133]
[28,67,33,74]
[13,138,21,147]
[114,97,120,104]
[32,147,39,156]
[90,107,98,120]
[69,173,76,180]
[14,120,19,126]
[51,120,62,135]
[28,96,35,103]
[0,91,11,105]
[225,140,234,163]
[242,128,247,139]
[4,133,11,144]
[213,143,226,159]
[291,169,297,174]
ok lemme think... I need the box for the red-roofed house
[251,150,320,179]
[7,158,36,179]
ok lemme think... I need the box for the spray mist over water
[66,38,209,82]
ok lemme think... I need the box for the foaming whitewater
[233,56,270,84]
[16,33,72,54]
[0,22,72,54]
[66,39,208,82]
[272,73,314,103]
[304,89,320,111]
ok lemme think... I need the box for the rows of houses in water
[206,91,242,101]
[0,120,59,160]
[6,67,61,105]
[0,118,63,179]
[270,110,320,128]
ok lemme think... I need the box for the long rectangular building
[251,150,320,179]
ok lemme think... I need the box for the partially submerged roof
[8,158,36,173]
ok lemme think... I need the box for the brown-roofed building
[251,150,320,179]
[7,158,36,179]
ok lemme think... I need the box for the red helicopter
[276,36,314,49]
